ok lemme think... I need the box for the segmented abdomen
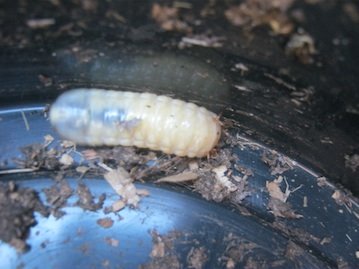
[49,89,221,157]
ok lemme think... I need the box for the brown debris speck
[97,217,114,229]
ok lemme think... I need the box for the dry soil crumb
[0,181,49,252]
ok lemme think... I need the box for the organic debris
[43,179,73,218]
[140,230,182,269]
[187,247,208,269]
[151,3,192,33]
[266,176,303,218]
[0,182,49,252]
[104,166,149,210]
[268,198,303,219]
[219,233,257,269]
[286,31,316,64]
[331,190,353,212]
[14,143,60,170]
[266,176,302,203]
[75,182,106,211]
[261,150,294,175]
[225,0,295,34]
[344,154,359,172]
[194,165,236,202]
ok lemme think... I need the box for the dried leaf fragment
[156,171,198,183]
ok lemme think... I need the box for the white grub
[155,171,198,183]
[50,89,221,158]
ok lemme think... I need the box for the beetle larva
[49,89,221,157]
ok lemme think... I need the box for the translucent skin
[49,89,221,157]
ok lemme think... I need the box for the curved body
[49,89,221,157]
